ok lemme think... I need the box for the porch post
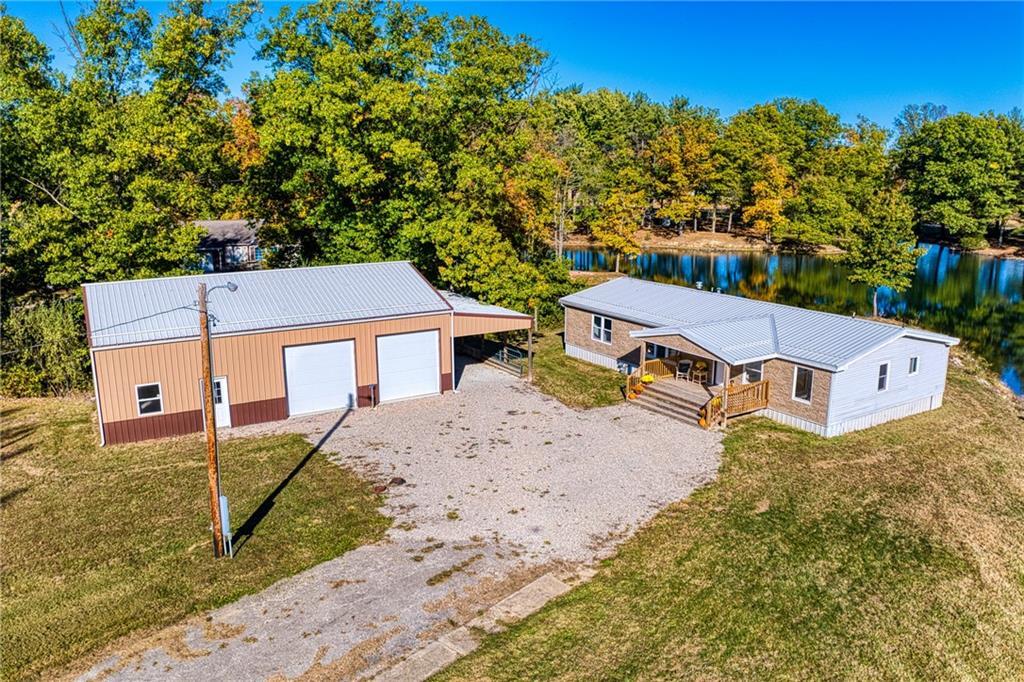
[640,340,646,374]
[721,365,730,427]
[527,326,534,382]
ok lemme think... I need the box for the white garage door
[284,340,357,416]
[376,330,440,403]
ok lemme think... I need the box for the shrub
[1,364,44,397]
[1,298,90,397]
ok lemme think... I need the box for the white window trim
[908,356,919,376]
[135,382,164,417]
[743,360,763,384]
[877,362,890,392]
[591,314,612,345]
[791,366,813,404]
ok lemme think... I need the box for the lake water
[567,243,1024,395]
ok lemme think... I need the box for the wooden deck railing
[642,358,676,379]
[626,365,643,395]
[699,379,770,429]
[626,358,678,396]
[701,391,725,428]
[726,379,770,416]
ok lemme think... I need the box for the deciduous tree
[591,169,644,271]
[896,113,1016,247]
[843,190,922,317]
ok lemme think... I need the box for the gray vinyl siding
[826,336,950,435]
[565,342,628,371]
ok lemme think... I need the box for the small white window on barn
[136,383,163,416]
[744,361,763,383]
[877,363,889,392]
[792,366,813,403]
[592,315,612,344]
[909,356,919,375]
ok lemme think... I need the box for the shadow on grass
[1,423,38,460]
[232,409,351,554]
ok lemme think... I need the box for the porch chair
[675,358,693,381]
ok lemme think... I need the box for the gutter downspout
[90,348,105,447]
[450,311,457,393]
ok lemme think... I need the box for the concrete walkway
[78,360,720,681]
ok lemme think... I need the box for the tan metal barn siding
[95,313,453,445]
[452,313,531,337]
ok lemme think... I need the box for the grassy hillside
[438,351,1024,679]
[0,398,389,679]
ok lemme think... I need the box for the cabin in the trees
[195,219,265,272]
[560,277,958,436]
[83,262,532,445]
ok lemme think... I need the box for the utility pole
[198,282,224,558]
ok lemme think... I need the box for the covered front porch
[626,333,770,429]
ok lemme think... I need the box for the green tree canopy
[2,0,254,307]
[896,112,1016,247]
[244,0,561,310]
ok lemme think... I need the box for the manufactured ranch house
[83,262,531,445]
[561,277,959,437]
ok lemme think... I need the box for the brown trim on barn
[441,372,453,391]
[104,409,204,445]
[230,397,288,427]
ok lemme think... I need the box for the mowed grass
[438,352,1024,680]
[531,329,624,409]
[0,398,390,680]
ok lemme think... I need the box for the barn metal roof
[84,261,452,349]
[560,277,958,371]
[440,291,531,318]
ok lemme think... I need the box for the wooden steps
[631,379,711,425]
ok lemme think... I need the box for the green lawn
[530,328,624,409]
[0,398,390,680]
[438,351,1024,680]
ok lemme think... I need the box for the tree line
[2,0,1023,393]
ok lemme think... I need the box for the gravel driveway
[81,359,721,681]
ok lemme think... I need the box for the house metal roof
[195,219,261,248]
[440,291,531,318]
[84,261,452,349]
[560,277,958,371]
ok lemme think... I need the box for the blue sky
[8,1,1023,126]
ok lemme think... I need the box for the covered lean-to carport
[82,261,533,445]
[442,291,535,381]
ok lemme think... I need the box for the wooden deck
[627,358,770,428]
[648,378,715,403]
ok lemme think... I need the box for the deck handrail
[726,379,770,416]
[642,358,676,379]
[699,379,770,429]
[700,388,725,428]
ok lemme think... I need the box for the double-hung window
[909,356,919,375]
[744,360,763,383]
[877,363,889,392]
[792,366,813,403]
[136,383,163,416]
[592,315,612,344]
